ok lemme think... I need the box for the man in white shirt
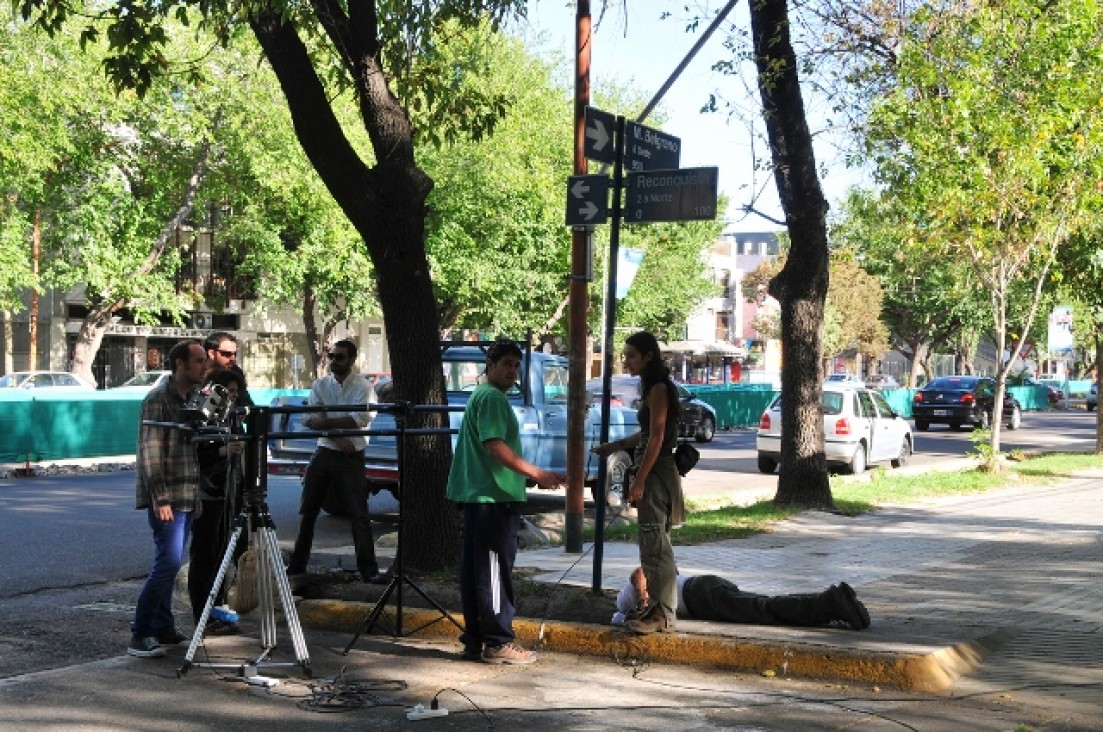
[286,339,380,582]
[612,567,870,631]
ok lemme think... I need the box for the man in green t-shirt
[446,339,564,665]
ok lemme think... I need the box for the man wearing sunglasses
[286,339,381,583]
[203,332,254,407]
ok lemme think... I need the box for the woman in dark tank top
[591,330,685,634]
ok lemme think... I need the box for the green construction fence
[0,388,307,464]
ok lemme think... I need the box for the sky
[516,0,865,234]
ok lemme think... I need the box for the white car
[756,383,914,475]
[111,370,171,391]
[864,374,901,390]
[0,370,96,390]
[824,373,865,385]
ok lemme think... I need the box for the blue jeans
[132,508,193,637]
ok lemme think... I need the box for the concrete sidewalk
[299,471,1103,706]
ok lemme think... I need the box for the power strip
[244,675,280,688]
[406,704,449,720]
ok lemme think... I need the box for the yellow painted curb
[297,599,1011,692]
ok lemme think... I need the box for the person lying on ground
[612,567,870,632]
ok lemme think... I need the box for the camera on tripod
[181,383,234,429]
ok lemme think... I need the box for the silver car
[0,371,96,390]
[756,383,914,475]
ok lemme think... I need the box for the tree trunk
[302,285,323,379]
[2,309,13,374]
[250,10,457,570]
[750,0,834,510]
[70,299,124,388]
[1096,336,1102,453]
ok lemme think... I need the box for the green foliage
[833,188,989,377]
[612,214,723,339]
[0,8,211,323]
[421,35,571,335]
[852,0,1103,403]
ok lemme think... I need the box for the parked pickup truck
[267,342,640,511]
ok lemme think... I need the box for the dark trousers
[682,575,833,626]
[458,502,521,650]
[188,498,248,621]
[288,447,377,579]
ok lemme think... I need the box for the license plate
[933,409,950,416]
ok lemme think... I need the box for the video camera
[181,382,235,428]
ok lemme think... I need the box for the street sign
[583,107,616,164]
[565,174,611,225]
[624,121,681,172]
[624,167,719,223]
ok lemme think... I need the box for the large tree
[0,11,226,385]
[20,0,534,569]
[864,0,1103,460]
[747,0,835,509]
[833,189,988,385]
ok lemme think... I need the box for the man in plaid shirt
[128,339,208,658]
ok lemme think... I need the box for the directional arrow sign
[565,174,610,226]
[624,167,719,223]
[583,106,616,165]
[624,121,680,172]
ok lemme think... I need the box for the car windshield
[0,373,32,387]
[121,372,165,386]
[770,390,846,415]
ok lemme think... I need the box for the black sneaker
[838,582,871,629]
[460,644,483,661]
[156,629,188,645]
[127,635,166,658]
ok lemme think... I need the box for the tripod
[344,402,462,654]
[178,423,312,680]
[179,498,312,678]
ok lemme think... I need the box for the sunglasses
[327,352,348,361]
[216,349,237,359]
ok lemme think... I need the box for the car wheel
[757,454,777,474]
[1088,404,1096,412]
[1006,405,1021,430]
[915,420,929,432]
[974,409,990,430]
[694,416,715,443]
[848,443,867,475]
[891,437,912,468]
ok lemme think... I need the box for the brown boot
[625,605,669,635]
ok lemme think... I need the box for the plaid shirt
[135,378,201,511]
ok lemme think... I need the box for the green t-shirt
[445,382,526,503]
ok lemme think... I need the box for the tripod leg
[342,575,401,655]
[180,525,245,676]
[402,577,464,632]
[259,526,311,674]
[254,525,276,650]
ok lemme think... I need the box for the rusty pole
[565,1,593,553]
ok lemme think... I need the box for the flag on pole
[616,248,645,300]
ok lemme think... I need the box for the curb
[296,599,1012,692]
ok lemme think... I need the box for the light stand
[176,407,312,679]
[343,401,463,654]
